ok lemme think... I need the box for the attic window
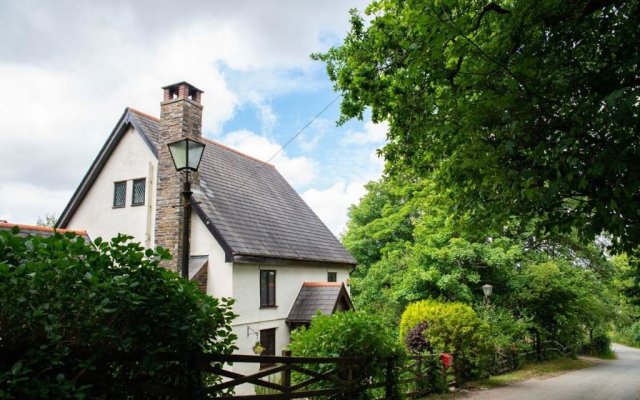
[113,181,126,208]
[132,179,146,206]
[328,272,337,282]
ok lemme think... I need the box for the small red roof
[0,222,89,238]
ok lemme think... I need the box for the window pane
[187,140,205,170]
[328,272,337,282]
[260,270,276,307]
[260,271,268,306]
[268,271,276,305]
[132,179,145,205]
[168,140,188,170]
[113,182,126,208]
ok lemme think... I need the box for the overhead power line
[263,94,342,165]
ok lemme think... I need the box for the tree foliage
[318,0,640,251]
[0,229,237,399]
[343,174,617,354]
[510,260,614,349]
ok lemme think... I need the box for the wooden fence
[1,341,572,399]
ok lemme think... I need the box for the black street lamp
[167,138,205,278]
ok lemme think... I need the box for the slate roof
[59,107,356,266]
[286,282,354,324]
[0,222,89,239]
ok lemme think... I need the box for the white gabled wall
[66,126,157,245]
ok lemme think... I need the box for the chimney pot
[161,81,204,104]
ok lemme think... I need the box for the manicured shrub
[399,300,490,383]
[0,229,237,399]
[289,311,403,399]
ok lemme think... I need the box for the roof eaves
[127,108,159,157]
[192,199,235,262]
[232,253,356,267]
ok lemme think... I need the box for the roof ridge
[127,107,160,122]
[200,137,275,168]
[125,108,273,168]
[0,222,88,236]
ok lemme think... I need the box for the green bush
[477,306,530,351]
[288,311,403,399]
[586,330,613,357]
[617,321,640,347]
[0,229,237,399]
[399,300,490,383]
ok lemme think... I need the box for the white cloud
[220,130,317,187]
[302,180,370,236]
[343,120,389,145]
[0,182,70,225]
[0,0,372,226]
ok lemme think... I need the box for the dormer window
[113,181,126,208]
[132,179,146,206]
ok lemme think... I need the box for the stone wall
[154,83,203,272]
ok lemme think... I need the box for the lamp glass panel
[168,140,188,170]
[187,140,205,170]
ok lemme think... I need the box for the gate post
[282,349,292,395]
[385,357,396,400]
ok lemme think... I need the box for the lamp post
[482,283,493,304]
[167,138,205,278]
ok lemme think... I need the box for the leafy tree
[344,174,616,358]
[0,229,237,399]
[318,0,640,252]
[509,260,614,354]
[36,214,57,228]
[345,175,525,322]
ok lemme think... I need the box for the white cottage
[57,82,356,366]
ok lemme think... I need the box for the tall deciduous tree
[343,174,616,348]
[318,0,640,251]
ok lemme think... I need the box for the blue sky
[0,0,385,236]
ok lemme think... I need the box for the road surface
[460,344,640,400]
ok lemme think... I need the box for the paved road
[461,344,640,400]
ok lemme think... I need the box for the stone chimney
[155,82,204,272]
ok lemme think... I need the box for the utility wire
[262,93,341,166]
[238,94,342,185]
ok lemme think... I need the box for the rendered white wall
[189,213,233,298]
[231,263,351,388]
[66,127,157,246]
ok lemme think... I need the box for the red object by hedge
[440,352,453,369]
